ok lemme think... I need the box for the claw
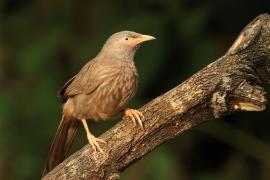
[87,134,106,153]
[124,108,144,130]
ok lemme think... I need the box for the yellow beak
[130,34,156,46]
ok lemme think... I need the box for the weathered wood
[43,14,270,180]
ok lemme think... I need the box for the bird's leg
[123,108,144,130]
[81,118,106,153]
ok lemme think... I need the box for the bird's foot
[86,134,106,153]
[124,108,144,130]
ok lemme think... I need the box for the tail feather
[42,115,80,177]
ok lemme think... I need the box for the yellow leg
[81,118,106,153]
[124,108,144,130]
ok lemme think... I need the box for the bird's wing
[58,75,77,102]
[59,59,120,102]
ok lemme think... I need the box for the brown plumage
[42,31,155,176]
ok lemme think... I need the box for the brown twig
[43,14,270,180]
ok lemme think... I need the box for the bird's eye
[125,37,129,41]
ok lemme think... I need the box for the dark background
[1,0,270,179]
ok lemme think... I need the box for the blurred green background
[1,0,270,179]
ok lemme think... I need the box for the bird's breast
[86,65,137,120]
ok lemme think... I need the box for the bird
[42,31,155,176]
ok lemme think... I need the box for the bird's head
[99,31,155,60]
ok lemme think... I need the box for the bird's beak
[139,34,156,42]
[130,34,156,46]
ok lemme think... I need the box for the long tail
[42,115,80,177]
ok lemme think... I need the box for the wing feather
[58,59,121,103]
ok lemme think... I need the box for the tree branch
[43,14,270,180]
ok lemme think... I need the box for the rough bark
[43,14,270,180]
